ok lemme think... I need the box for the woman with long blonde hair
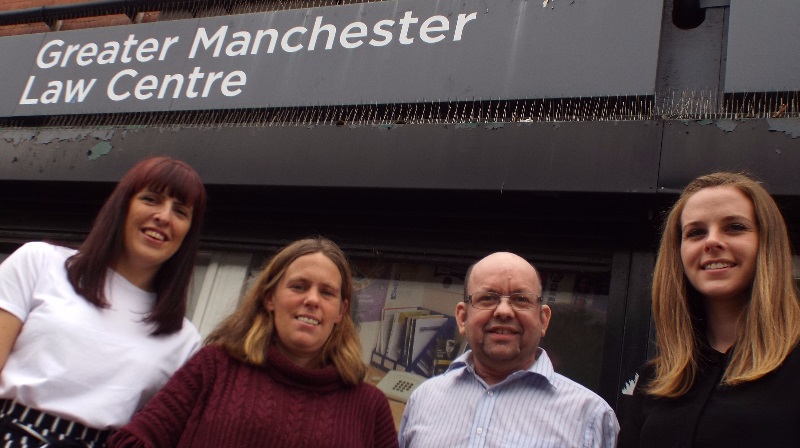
[110,237,398,448]
[620,172,800,447]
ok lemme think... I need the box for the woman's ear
[264,292,274,312]
[335,299,348,324]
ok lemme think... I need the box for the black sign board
[725,0,800,93]
[0,0,664,117]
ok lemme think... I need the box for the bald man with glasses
[399,252,618,447]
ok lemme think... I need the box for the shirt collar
[448,347,558,388]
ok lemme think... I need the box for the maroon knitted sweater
[108,345,399,448]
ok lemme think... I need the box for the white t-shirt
[0,242,201,429]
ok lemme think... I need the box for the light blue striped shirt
[399,349,619,448]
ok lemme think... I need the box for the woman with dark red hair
[0,157,207,448]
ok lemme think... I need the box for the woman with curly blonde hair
[110,237,398,448]
[620,172,800,447]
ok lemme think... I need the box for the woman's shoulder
[158,318,202,361]
[778,342,800,371]
[192,344,260,372]
[10,241,74,261]
[175,317,202,345]
[620,361,656,397]
[192,344,232,364]
[356,379,382,393]
[351,379,392,404]
[171,344,237,380]
[0,242,75,280]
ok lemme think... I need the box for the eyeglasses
[465,292,542,311]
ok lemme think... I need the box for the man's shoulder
[408,365,468,401]
[549,371,613,410]
[418,365,465,387]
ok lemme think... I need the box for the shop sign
[0,0,663,117]
[725,0,800,93]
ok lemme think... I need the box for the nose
[303,287,321,307]
[153,202,172,225]
[492,297,515,318]
[703,227,724,251]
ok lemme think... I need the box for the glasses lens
[469,292,539,310]
[508,293,537,310]
[471,292,501,309]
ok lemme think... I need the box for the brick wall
[0,0,78,10]
[0,0,160,36]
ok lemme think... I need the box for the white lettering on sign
[36,35,180,69]
[187,11,478,58]
[20,8,478,107]
[19,75,97,104]
[107,67,246,101]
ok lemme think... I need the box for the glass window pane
[539,269,610,391]
[354,258,612,393]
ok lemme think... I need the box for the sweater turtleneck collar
[264,343,346,392]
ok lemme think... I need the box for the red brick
[138,11,161,23]
[0,0,84,12]
[59,14,132,31]
[0,22,50,36]
[0,1,144,35]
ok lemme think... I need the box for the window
[354,257,612,392]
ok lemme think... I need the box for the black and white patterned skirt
[0,399,110,448]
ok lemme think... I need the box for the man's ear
[456,302,468,336]
[539,304,552,337]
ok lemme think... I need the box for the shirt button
[477,428,483,435]
[487,391,493,397]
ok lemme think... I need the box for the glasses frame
[464,291,543,311]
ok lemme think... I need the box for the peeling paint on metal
[32,129,113,145]
[767,118,800,139]
[87,142,113,160]
[696,119,713,126]
[2,130,37,145]
[89,130,115,141]
[36,130,94,144]
[455,123,479,129]
[373,124,395,130]
[486,123,504,130]
[715,119,737,133]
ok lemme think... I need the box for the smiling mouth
[297,316,320,325]
[144,230,166,241]
[487,328,517,335]
[703,262,732,270]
